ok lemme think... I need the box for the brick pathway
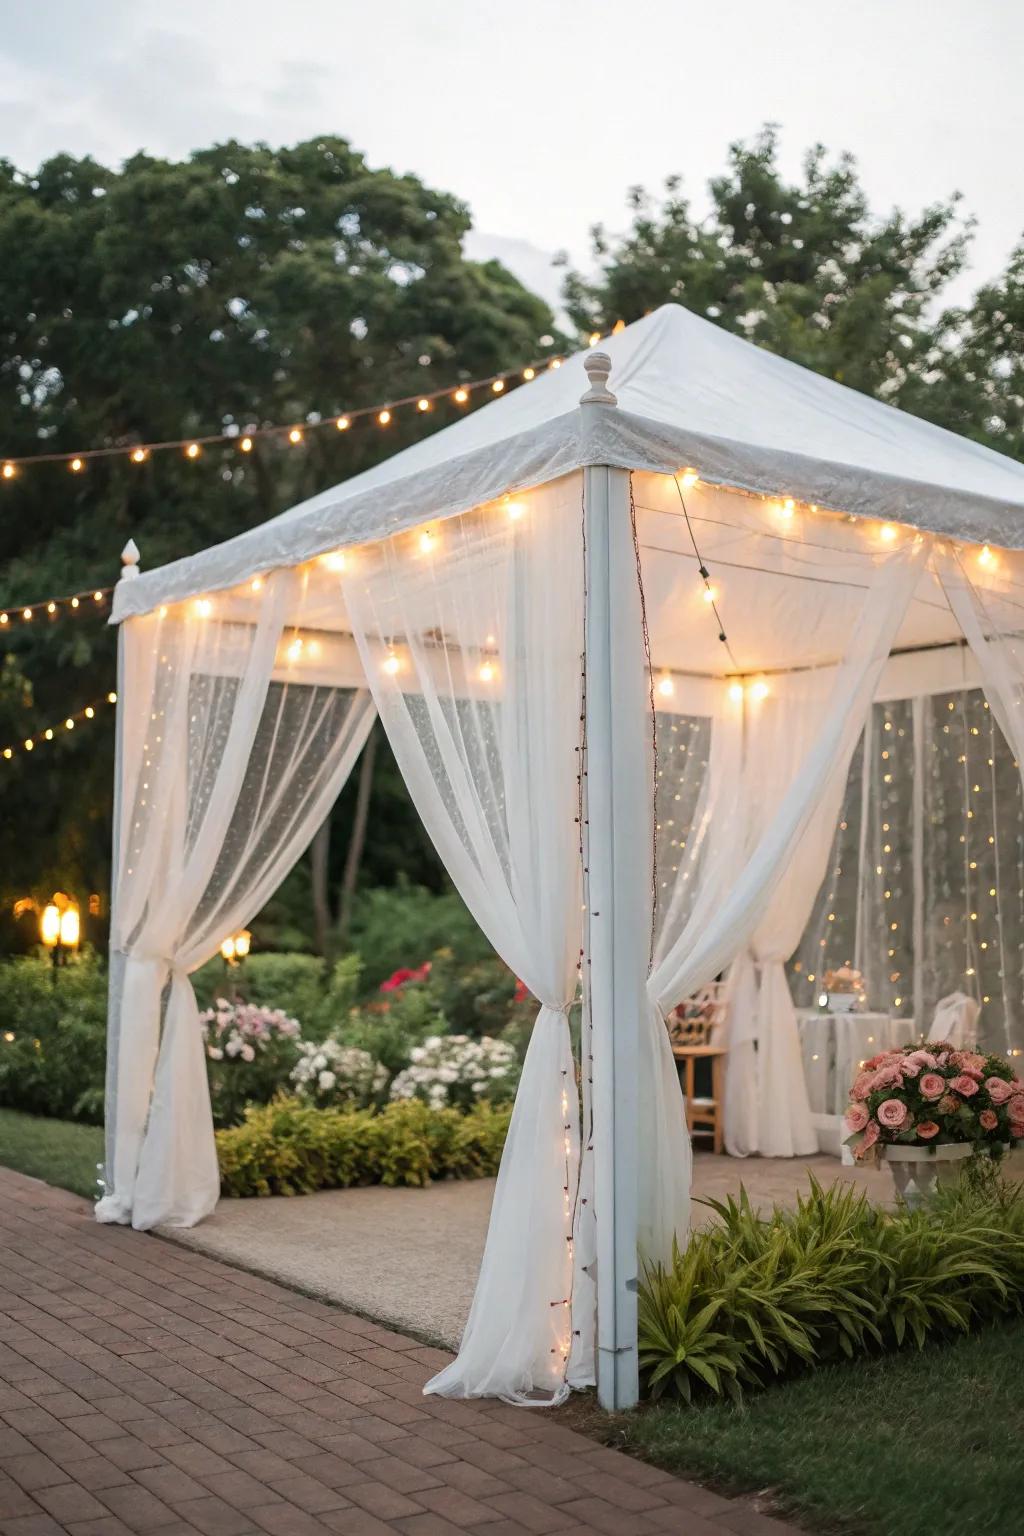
[0,1168,801,1536]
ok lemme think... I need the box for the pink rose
[916,1121,940,1140]
[907,1050,937,1071]
[877,1098,908,1129]
[1008,1095,1024,1125]
[979,1109,999,1131]
[962,1052,987,1074]
[874,1064,904,1090]
[855,1121,881,1159]
[919,1073,946,1101]
[986,1077,1013,1105]
[844,1103,869,1134]
[951,1074,979,1098]
[853,1072,875,1101]
[938,1094,960,1115]
[936,1052,950,1067]
[901,1058,921,1078]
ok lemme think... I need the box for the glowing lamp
[382,652,401,676]
[750,680,770,701]
[336,415,350,431]
[728,681,744,702]
[40,904,61,947]
[678,468,699,489]
[657,674,675,698]
[59,906,80,949]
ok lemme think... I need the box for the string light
[70,457,84,473]
[0,585,111,627]
[657,674,675,698]
[418,528,437,556]
[504,495,525,521]
[1,692,118,759]
[522,368,535,381]
[729,681,745,703]
[416,398,430,413]
[491,380,505,394]
[378,409,391,427]
[382,651,401,676]
[749,679,770,701]
[240,436,253,453]
[478,661,496,684]
[288,427,303,445]
[336,416,350,431]
[678,467,699,490]
[453,388,469,404]
[185,442,201,460]
[2,463,15,480]
[130,448,147,464]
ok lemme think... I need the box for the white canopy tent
[101,304,1024,1411]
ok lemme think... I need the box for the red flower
[380,961,432,994]
[513,978,530,1004]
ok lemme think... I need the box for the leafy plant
[639,1172,1024,1404]
[215,1096,512,1198]
[0,952,107,1122]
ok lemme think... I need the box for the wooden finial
[580,351,617,407]
[120,539,140,581]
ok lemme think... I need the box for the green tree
[0,136,561,942]
[562,125,976,409]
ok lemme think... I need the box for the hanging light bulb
[453,387,469,404]
[750,679,770,701]
[702,587,716,605]
[46,602,56,614]
[522,367,535,381]
[185,442,201,460]
[288,427,303,445]
[589,332,601,346]
[978,544,995,568]
[336,415,350,431]
[478,661,496,683]
[729,681,745,703]
[70,457,84,473]
[491,379,505,394]
[678,467,699,490]
[240,436,254,453]
[418,528,437,555]
[879,523,897,543]
[382,651,401,676]
[320,551,346,572]
[2,463,16,480]
[287,637,303,661]
[504,496,525,521]
[195,598,212,618]
[107,691,117,704]
[22,608,31,621]
[657,674,675,698]
[417,398,430,413]
[378,409,391,426]
[130,447,148,464]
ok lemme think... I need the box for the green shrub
[335,985,449,1077]
[349,881,493,989]
[0,952,107,1122]
[638,1172,1024,1405]
[216,1096,511,1197]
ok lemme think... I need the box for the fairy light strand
[0,586,112,629]
[0,346,579,474]
[671,472,739,672]
[1,691,117,760]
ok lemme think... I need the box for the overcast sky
[1,0,1020,311]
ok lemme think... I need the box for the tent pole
[581,354,648,1411]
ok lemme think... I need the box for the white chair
[928,992,981,1049]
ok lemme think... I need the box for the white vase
[880,1142,974,1208]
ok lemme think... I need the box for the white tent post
[581,353,650,1411]
[102,539,139,1196]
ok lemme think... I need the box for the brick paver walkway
[0,1168,800,1536]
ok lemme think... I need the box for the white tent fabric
[338,478,585,1404]
[113,306,1024,624]
[101,302,1024,1410]
[98,569,374,1229]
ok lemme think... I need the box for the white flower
[240,1044,255,1063]
[207,1046,223,1061]
[318,1070,337,1091]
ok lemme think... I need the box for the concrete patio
[166,1153,891,1350]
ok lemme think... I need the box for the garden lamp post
[40,892,80,978]
[220,929,251,997]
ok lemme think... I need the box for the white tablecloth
[795,1010,910,1155]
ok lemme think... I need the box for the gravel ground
[163,1152,890,1349]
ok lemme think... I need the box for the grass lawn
[580,1321,1024,1536]
[0,1107,103,1199]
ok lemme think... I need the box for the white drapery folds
[341,476,584,1404]
[647,536,930,1164]
[99,567,375,1230]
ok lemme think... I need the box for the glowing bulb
[22,608,31,621]
[250,578,262,592]
[240,436,253,453]
[522,367,535,381]
[2,748,10,759]
[418,528,436,555]
[879,523,897,543]
[93,591,103,603]
[678,467,699,489]
[107,692,117,704]
[589,331,601,346]
[2,463,16,479]
[71,597,79,608]
[130,447,147,464]
[549,359,562,370]
[978,544,995,567]
[382,652,401,676]
[454,387,469,404]
[729,682,744,702]
[23,739,32,750]
[70,457,84,473]
[287,638,303,661]
[378,409,391,426]
[818,992,829,1008]
[46,602,56,614]
[479,662,496,683]
[491,379,505,394]
[657,674,675,698]
[65,719,74,730]
[321,551,347,572]
[0,614,6,624]
[336,415,350,431]
[40,904,60,947]
[44,729,53,740]
[504,496,525,521]
[417,398,430,413]
[84,707,94,719]
[195,598,212,618]
[702,587,716,604]
[612,318,626,335]
[185,442,200,460]
[750,680,770,701]
[288,427,303,445]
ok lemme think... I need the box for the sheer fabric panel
[100,567,374,1230]
[341,475,584,1404]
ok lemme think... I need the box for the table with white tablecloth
[796,1009,911,1155]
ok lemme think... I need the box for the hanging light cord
[672,473,740,673]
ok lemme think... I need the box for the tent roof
[115,303,1024,621]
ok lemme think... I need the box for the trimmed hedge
[216,1096,511,1197]
[639,1168,1024,1404]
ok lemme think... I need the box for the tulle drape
[341,475,585,1404]
[100,567,374,1230]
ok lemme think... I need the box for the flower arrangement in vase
[844,1040,1024,1204]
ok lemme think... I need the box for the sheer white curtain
[341,475,584,1405]
[650,537,929,1174]
[99,566,374,1231]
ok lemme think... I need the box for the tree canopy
[0,136,560,939]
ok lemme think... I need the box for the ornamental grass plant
[638,1168,1024,1404]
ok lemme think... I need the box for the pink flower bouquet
[843,1041,1024,1162]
